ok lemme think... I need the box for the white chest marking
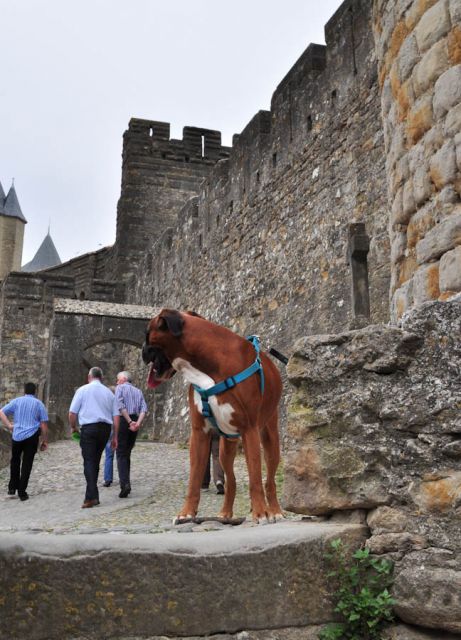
[172,357,238,436]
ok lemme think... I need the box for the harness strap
[192,335,265,439]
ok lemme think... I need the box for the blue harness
[192,335,265,439]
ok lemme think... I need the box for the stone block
[405,0,439,31]
[413,39,449,97]
[416,207,461,262]
[411,471,461,512]
[429,140,457,188]
[448,24,461,64]
[407,203,436,248]
[0,523,369,640]
[394,551,461,633]
[440,244,461,290]
[384,623,461,639]
[391,230,408,264]
[392,278,414,318]
[406,94,434,145]
[433,64,461,118]
[391,186,407,225]
[403,178,417,217]
[415,0,451,53]
[366,532,427,554]
[413,163,433,205]
[450,0,461,23]
[367,506,408,533]
[399,34,420,81]
[444,101,461,136]
[412,262,440,303]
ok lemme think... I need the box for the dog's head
[142,309,186,388]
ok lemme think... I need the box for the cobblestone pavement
[0,440,292,535]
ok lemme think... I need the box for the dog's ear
[185,310,204,318]
[158,309,184,337]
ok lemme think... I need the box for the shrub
[319,538,396,640]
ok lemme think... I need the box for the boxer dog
[142,309,283,524]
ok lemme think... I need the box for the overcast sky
[1,0,342,265]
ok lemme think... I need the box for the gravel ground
[0,440,292,535]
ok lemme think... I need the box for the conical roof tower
[22,229,61,272]
[3,183,27,222]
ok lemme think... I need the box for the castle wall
[374,0,461,320]
[0,216,25,280]
[0,272,75,436]
[126,0,391,442]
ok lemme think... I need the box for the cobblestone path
[0,440,273,535]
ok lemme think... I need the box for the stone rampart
[126,0,391,442]
[374,0,461,320]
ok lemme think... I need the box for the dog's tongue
[147,365,161,389]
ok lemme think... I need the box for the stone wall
[126,0,391,442]
[283,296,461,634]
[374,0,461,320]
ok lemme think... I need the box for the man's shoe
[7,489,16,497]
[119,486,130,498]
[216,481,225,495]
[103,481,112,487]
[18,492,29,501]
[81,499,100,508]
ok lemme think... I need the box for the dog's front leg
[242,426,269,524]
[176,417,210,523]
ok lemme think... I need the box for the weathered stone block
[406,94,434,144]
[284,299,461,524]
[444,102,461,136]
[399,33,420,81]
[0,523,369,640]
[433,64,461,118]
[412,262,440,303]
[391,230,408,264]
[440,244,461,290]
[403,178,417,217]
[405,0,439,31]
[407,204,436,248]
[366,532,427,554]
[384,623,461,639]
[448,24,461,64]
[416,207,461,262]
[450,0,461,23]
[394,550,461,633]
[392,278,414,318]
[413,163,433,204]
[430,140,457,188]
[413,38,449,97]
[367,505,408,533]
[415,0,451,53]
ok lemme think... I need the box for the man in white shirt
[69,367,119,508]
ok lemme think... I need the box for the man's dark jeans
[9,430,40,496]
[116,414,138,489]
[80,423,111,501]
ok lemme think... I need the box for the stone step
[0,521,367,640]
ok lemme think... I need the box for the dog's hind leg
[242,426,270,524]
[217,437,238,520]
[260,414,284,523]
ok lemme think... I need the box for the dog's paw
[173,514,195,525]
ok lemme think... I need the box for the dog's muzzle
[142,343,176,388]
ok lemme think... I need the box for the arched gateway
[46,299,157,435]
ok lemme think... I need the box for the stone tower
[0,181,27,280]
[373,0,461,320]
[112,119,230,285]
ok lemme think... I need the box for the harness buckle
[224,376,236,389]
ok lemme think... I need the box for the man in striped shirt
[0,382,49,501]
[115,371,148,498]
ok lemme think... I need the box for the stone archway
[46,299,157,436]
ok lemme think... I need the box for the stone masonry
[374,0,461,320]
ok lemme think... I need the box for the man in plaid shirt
[115,371,148,498]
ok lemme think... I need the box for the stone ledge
[53,298,158,319]
[0,522,368,640]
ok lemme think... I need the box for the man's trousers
[116,414,138,489]
[9,430,40,496]
[80,423,111,501]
